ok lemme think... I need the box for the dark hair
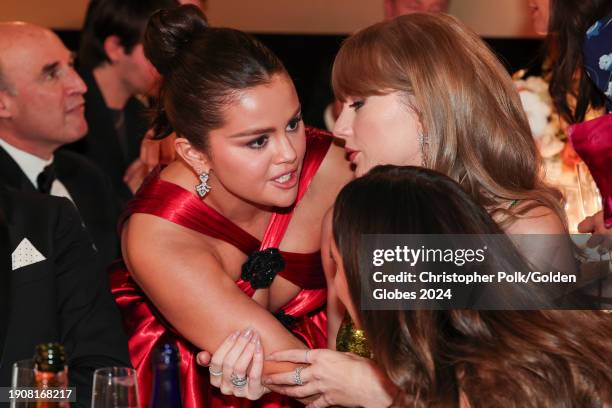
[547,0,612,124]
[78,0,179,71]
[332,165,612,407]
[144,5,287,150]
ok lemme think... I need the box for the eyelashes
[348,100,364,110]
[247,135,269,149]
[287,112,303,132]
[245,112,302,150]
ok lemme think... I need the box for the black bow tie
[37,163,56,194]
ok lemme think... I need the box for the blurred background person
[178,0,206,9]
[0,21,120,269]
[528,0,612,243]
[545,0,612,236]
[67,0,178,204]
[384,0,450,19]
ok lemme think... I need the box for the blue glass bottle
[150,343,183,408]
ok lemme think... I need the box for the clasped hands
[197,328,394,408]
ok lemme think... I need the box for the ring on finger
[209,366,222,377]
[294,366,304,386]
[231,373,248,388]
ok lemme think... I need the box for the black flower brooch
[241,248,285,289]
[274,310,297,329]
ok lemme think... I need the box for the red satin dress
[110,128,333,407]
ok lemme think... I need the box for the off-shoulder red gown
[109,128,332,407]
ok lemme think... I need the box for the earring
[195,171,211,198]
[417,131,428,167]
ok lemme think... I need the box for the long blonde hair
[332,13,565,228]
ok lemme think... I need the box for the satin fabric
[569,114,612,228]
[110,128,333,407]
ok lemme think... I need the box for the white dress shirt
[0,138,74,203]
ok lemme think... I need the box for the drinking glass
[576,161,603,218]
[10,359,35,408]
[91,367,139,408]
[560,184,584,233]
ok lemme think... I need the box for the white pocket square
[11,238,46,270]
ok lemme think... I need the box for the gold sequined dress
[335,314,372,358]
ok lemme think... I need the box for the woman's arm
[122,213,306,374]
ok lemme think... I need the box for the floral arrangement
[514,74,566,158]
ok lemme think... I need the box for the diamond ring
[209,366,222,377]
[231,373,248,388]
[294,366,304,386]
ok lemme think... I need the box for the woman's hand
[123,159,149,193]
[578,210,612,251]
[139,129,176,171]
[207,328,269,400]
[264,349,397,408]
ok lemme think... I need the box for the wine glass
[576,161,603,218]
[91,367,139,408]
[560,184,585,233]
[10,359,35,408]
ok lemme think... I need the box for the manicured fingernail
[243,327,253,338]
[251,332,258,343]
[256,338,262,353]
[231,330,240,340]
[197,355,209,366]
[264,378,272,385]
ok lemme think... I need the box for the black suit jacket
[0,186,131,408]
[0,146,120,270]
[64,69,148,204]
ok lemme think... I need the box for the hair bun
[144,4,209,76]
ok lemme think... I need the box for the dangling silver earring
[417,131,428,167]
[195,171,211,198]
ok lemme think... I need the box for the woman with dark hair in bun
[109,5,352,407]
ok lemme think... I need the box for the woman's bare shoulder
[307,138,353,209]
[122,213,219,278]
[505,202,566,235]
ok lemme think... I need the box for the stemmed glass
[91,367,140,408]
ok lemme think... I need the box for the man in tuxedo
[67,0,177,203]
[0,22,119,268]
[0,184,131,407]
